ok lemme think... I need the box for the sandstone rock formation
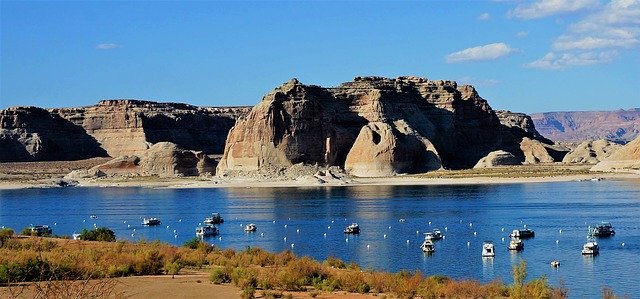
[531,109,640,143]
[82,142,216,177]
[344,121,441,177]
[474,150,520,168]
[562,139,622,164]
[218,76,554,177]
[1,100,250,162]
[0,106,108,162]
[591,136,640,173]
[496,110,551,144]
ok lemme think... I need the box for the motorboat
[196,225,218,237]
[424,232,435,240]
[90,214,97,219]
[142,217,161,226]
[432,229,443,239]
[344,223,360,234]
[420,239,435,253]
[509,228,535,239]
[507,238,524,251]
[482,241,495,257]
[550,260,560,267]
[244,223,257,232]
[29,225,52,236]
[581,239,599,255]
[588,222,615,237]
[203,213,224,225]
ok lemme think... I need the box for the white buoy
[388,226,391,229]
[166,225,169,228]
[331,220,334,223]
[284,224,287,228]
[501,237,505,242]
[284,237,287,242]
[179,219,182,222]
[174,235,177,238]
[219,237,222,241]
[124,221,126,223]
[328,226,331,229]
[416,230,420,234]
[406,240,410,244]
[556,240,559,244]
[367,244,370,250]
[474,231,477,236]
[131,233,134,237]
[622,242,625,247]
[133,228,136,232]
[383,234,387,239]
[173,230,177,233]
[273,220,276,223]
[346,238,349,242]
[469,223,473,227]
[559,229,562,233]
[501,228,504,232]
[199,223,202,226]
[288,218,291,220]
[296,229,299,233]
[428,221,432,226]
[54,222,57,226]
[240,224,243,227]
[467,241,470,247]
[291,243,294,248]
[445,227,448,231]
[83,220,85,223]
[442,235,446,239]
[128,224,130,228]
[344,218,347,221]
[260,233,264,236]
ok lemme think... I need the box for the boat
[550,260,560,267]
[482,241,495,257]
[588,221,615,237]
[196,225,218,237]
[424,232,435,240]
[142,217,161,226]
[29,225,52,236]
[72,233,81,240]
[344,223,360,234]
[581,239,599,255]
[244,223,257,232]
[203,213,224,225]
[509,228,535,239]
[507,238,524,251]
[431,229,443,240]
[420,239,435,253]
[90,214,97,219]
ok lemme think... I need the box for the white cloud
[524,0,640,70]
[459,76,501,86]
[95,43,121,50]
[516,31,529,38]
[445,43,518,63]
[525,51,618,69]
[478,13,491,21]
[508,0,599,19]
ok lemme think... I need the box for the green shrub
[79,227,116,242]
[210,268,230,284]
[183,237,202,249]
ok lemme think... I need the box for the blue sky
[1,0,638,113]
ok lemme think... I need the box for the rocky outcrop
[218,76,553,177]
[83,142,215,177]
[344,121,441,177]
[591,137,640,173]
[562,139,622,164]
[0,106,108,162]
[496,110,552,144]
[1,100,250,162]
[474,150,520,168]
[531,109,640,143]
[53,100,250,157]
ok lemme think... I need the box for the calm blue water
[1,181,639,298]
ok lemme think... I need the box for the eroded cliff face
[0,106,108,162]
[531,109,640,143]
[0,100,250,162]
[218,76,549,177]
[53,100,249,157]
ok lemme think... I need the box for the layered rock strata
[591,137,640,173]
[531,109,640,143]
[562,139,622,164]
[218,76,556,177]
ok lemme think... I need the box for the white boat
[482,241,495,257]
[588,221,615,237]
[509,228,535,239]
[420,239,435,253]
[244,223,257,232]
[72,233,81,240]
[581,239,599,255]
[550,260,560,267]
[431,229,443,240]
[507,238,524,251]
[196,225,218,237]
[203,213,224,225]
[28,225,52,236]
[142,217,161,226]
[344,223,360,234]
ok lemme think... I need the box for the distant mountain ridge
[531,108,640,144]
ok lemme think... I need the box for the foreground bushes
[0,235,570,298]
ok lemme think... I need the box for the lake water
[1,180,639,298]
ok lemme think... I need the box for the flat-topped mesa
[0,106,108,162]
[52,99,248,157]
[218,76,552,177]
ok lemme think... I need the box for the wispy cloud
[478,12,491,21]
[525,51,618,69]
[95,43,121,50]
[445,43,518,63]
[459,76,501,86]
[516,31,529,38]
[508,0,599,19]
[526,0,640,69]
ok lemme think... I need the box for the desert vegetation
[0,229,579,298]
